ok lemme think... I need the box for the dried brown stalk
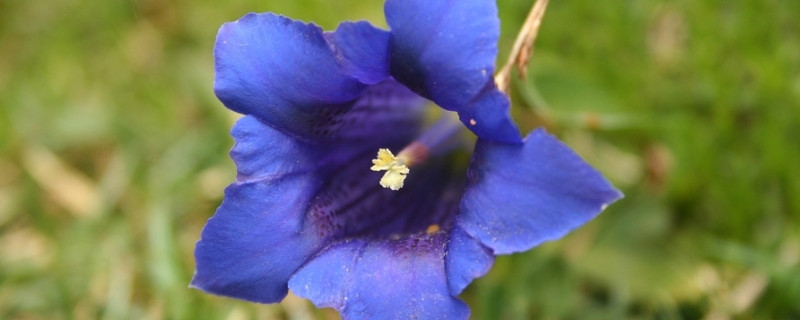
[495,0,550,94]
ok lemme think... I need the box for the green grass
[1,0,799,319]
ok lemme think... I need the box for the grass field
[1,0,799,319]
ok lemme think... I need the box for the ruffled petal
[457,86,522,143]
[445,224,494,295]
[326,21,391,85]
[384,0,520,143]
[289,234,470,320]
[384,0,498,108]
[191,116,329,303]
[302,79,426,145]
[229,116,323,183]
[214,13,391,139]
[191,178,325,303]
[459,128,623,255]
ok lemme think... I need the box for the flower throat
[370,113,464,190]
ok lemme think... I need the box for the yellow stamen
[426,224,440,234]
[370,148,410,191]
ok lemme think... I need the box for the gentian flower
[192,0,622,318]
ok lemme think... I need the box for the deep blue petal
[457,85,522,143]
[191,179,325,303]
[302,79,426,145]
[459,128,623,255]
[191,117,329,303]
[384,0,498,108]
[326,22,391,85]
[385,0,520,142]
[229,116,323,183]
[445,224,494,295]
[214,13,391,140]
[289,235,470,319]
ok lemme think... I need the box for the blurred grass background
[1,0,799,319]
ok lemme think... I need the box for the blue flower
[191,0,622,318]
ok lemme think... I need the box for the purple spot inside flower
[309,152,466,240]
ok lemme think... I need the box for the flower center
[308,111,469,240]
[370,148,411,190]
[370,113,463,191]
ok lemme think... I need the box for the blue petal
[326,22,391,85]
[302,79,426,145]
[384,0,498,107]
[191,179,325,303]
[445,224,494,295]
[459,128,624,255]
[192,117,328,303]
[385,0,520,143]
[289,235,470,319]
[214,13,391,139]
[457,86,522,143]
[229,116,323,183]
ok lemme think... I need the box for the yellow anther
[370,148,398,170]
[426,224,440,234]
[370,148,410,191]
